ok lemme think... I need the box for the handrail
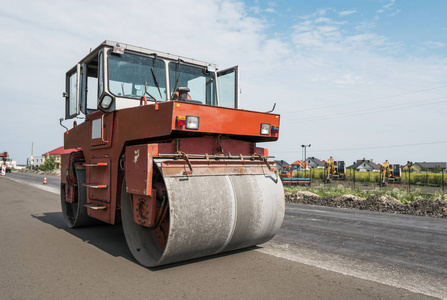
[156,153,275,160]
[101,114,109,143]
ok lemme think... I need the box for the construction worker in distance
[172,87,192,101]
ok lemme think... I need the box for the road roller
[60,41,284,267]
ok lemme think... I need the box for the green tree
[432,165,442,173]
[39,156,56,171]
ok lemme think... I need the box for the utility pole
[301,144,311,180]
[442,168,444,197]
[30,142,34,169]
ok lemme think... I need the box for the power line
[282,96,447,124]
[284,97,446,123]
[274,140,447,153]
[281,85,447,115]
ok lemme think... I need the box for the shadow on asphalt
[31,211,260,271]
[31,212,132,259]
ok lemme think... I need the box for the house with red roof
[291,160,310,171]
[42,146,77,169]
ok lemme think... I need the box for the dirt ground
[285,191,447,218]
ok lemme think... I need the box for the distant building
[401,162,413,171]
[275,160,290,172]
[305,157,325,169]
[347,159,381,172]
[42,147,77,169]
[403,162,446,172]
[27,156,43,168]
[291,160,309,171]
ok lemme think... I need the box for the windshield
[169,62,217,105]
[108,52,166,102]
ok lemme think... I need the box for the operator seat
[172,87,192,101]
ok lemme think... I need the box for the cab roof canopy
[77,40,219,70]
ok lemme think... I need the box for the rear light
[176,116,186,126]
[271,126,279,134]
[186,116,200,130]
[260,123,271,135]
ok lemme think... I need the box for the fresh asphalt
[261,203,447,298]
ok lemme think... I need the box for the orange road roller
[60,41,284,267]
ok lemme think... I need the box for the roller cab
[60,41,284,267]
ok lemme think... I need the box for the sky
[1,0,446,165]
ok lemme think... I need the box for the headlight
[186,116,200,130]
[260,123,271,135]
[100,95,113,109]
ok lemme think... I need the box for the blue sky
[0,0,446,165]
[246,0,447,56]
[249,1,444,35]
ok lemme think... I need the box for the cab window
[169,62,217,105]
[108,52,166,102]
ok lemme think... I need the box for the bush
[293,168,446,186]
[39,156,56,171]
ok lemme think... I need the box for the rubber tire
[60,167,97,228]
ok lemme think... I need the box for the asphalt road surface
[261,204,447,299]
[1,172,445,299]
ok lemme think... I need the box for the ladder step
[84,204,107,210]
[82,183,108,189]
[83,163,108,167]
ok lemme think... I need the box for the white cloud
[291,12,405,55]
[383,0,396,9]
[249,6,263,14]
[423,41,446,48]
[267,1,276,12]
[338,9,357,17]
[355,20,376,31]
[377,0,400,16]
[300,8,328,20]
[314,17,347,25]
[249,1,276,14]
[387,9,401,17]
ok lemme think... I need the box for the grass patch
[293,169,447,186]
[284,184,446,203]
